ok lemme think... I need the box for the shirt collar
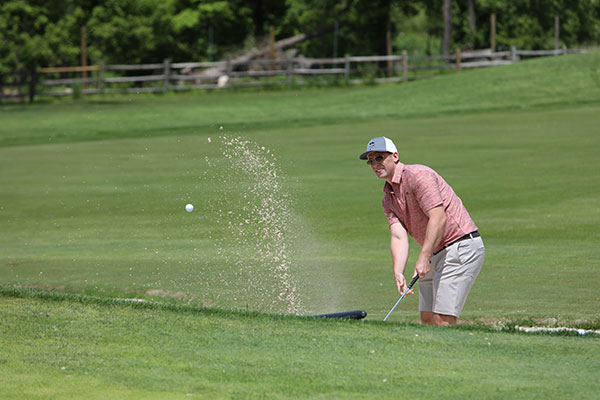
[383,162,405,193]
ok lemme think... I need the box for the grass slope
[1,52,599,147]
[1,288,598,399]
[1,52,599,398]
[1,104,598,321]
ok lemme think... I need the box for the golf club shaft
[383,275,419,322]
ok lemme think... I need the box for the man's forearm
[419,207,446,259]
[391,236,409,276]
[390,223,410,276]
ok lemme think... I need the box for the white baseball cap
[359,136,398,160]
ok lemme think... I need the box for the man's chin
[375,170,387,179]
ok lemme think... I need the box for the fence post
[562,44,567,55]
[344,54,350,81]
[455,48,461,73]
[402,50,408,82]
[286,54,293,85]
[490,13,496,60]
[386,25,393,78]
[554,15,560,51]
[163,58,171,92]
[510,46,518,62]
[226,56,233,77]
[269,25,276,71]
[98,59,104,94]
[17,70,23,102]
[81,26,88,90]
[28,68,37,103]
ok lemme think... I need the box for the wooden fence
[1,46,587,101]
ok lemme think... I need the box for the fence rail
[1,46,588,100]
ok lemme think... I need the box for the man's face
[367,151,398,181]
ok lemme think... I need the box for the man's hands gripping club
[390,206,446,295]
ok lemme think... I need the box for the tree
[417,0,600,53]
[442,0,451,57]
[2,0,599,103]
[247,0,287,38]
[281,0,419,58]
[0,1,54,101]
[472,0,600,50]
[465,0,476,48]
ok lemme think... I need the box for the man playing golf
[360,137,485,326]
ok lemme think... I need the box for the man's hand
[415,255,430,279]
[395,273,414,296]
[415,205,446,279]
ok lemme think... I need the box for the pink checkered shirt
[382,162,478,253]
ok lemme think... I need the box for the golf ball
[185,203,194,213]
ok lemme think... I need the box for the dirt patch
[201,299,215,308]
[6,260,43,267]
[21,284,66,291]
[144,289,187,300]
[459,317,510,328]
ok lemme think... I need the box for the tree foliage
[1,0,599,94]
[280,0,413,57]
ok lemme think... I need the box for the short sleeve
[382,197,400,226]
[411,169,443,213]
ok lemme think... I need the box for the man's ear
[392,152,399,162]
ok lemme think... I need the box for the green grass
[1,52,599,147]
[1,288,599,399]
[1,52,599,398]
[1,101,598,320]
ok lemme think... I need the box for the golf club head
[311,310,367,320]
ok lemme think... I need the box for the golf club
[311,310,367,320]
[382,275,419,322]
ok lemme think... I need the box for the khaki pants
[419,236,485,317]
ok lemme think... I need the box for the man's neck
[385,163,397,185]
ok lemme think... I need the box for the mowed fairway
[1,53,599,398]
[1,290,599,399]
